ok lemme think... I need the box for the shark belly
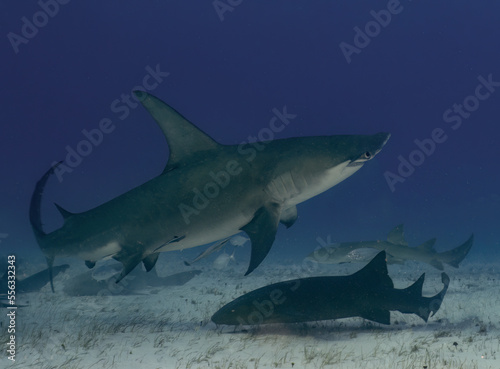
[265,161,362,207]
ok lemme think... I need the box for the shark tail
[29,162,61,292]
[438,234,474,268]
[399,272,450,322]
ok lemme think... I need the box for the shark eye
[363,152,372,159]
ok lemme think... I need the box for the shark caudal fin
[399,272,450,322]
[29,162,62,292]
[439,234,474,268]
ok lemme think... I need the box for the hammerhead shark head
[30,92,390,291]
[305,224,473,270]
[212,251,450,326]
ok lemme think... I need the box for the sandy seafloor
[1,253,500,369]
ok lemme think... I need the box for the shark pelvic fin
[133,91,219,172]
[241,203,281,276]
[85,260,96,269]
[387,224,408,246]
[279,206,298,228]
[142,252,160,272]
[54,203,75,220]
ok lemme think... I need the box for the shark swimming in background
[305,224,473,270]
[212,251,450,326]
[30,91,390,291]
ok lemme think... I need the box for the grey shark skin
[211,251,450,326]
[30,92,390,291]
[306,224,473,270]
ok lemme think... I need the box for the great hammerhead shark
[30,92,390,291]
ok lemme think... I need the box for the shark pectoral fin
[241,203,281,276]
[361,309,391,325]
[85,260,96,269]
[387,224,408,246]
[133,91,219,172]
[142,253,160,272]
[279,206,298,228]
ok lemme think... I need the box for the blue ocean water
[1,1,499,267]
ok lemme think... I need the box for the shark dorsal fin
[387,224,408,246]
[134,91,220,172]
[416,238,437,252]
[54,203,75,220]
[353,251,394,289]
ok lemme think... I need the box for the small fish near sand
[212,251,449,326]
[212,249,237,270]
[305,224,473,270]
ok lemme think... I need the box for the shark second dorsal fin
[134,91,220,172]
[416,238,437,252]
[387,224,408,246]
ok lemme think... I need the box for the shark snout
[346,132,390,168]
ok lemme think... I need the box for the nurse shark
[30,91,390,291]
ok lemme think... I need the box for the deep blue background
[1,0,499,265]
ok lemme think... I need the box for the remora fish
[211,251,449,326]
[30,92,390,291]
[305,224,473,270]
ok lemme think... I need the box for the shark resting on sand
[30,92,390,291]
[212,251,450,326]
[305,224,473,270]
